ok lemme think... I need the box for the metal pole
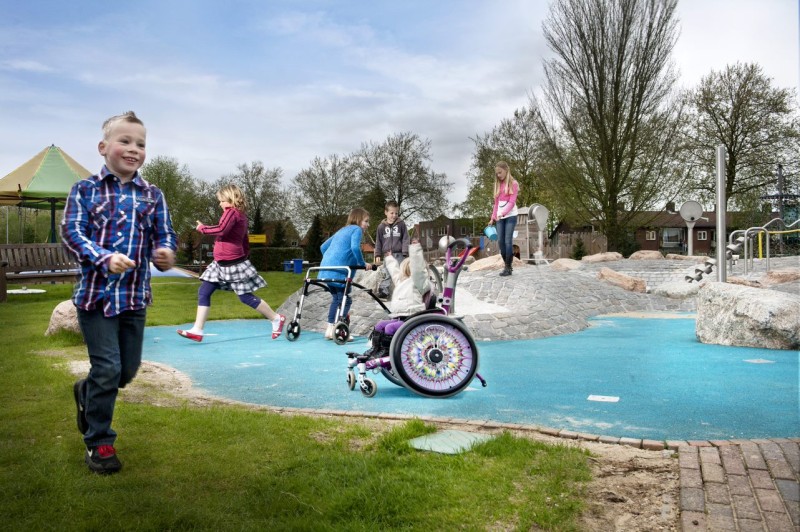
[686,221,696,256]
[715,146,727,282]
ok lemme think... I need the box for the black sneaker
[73,379,88,434]
[85,445,122,474]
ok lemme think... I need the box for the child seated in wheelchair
[364,241,431,359]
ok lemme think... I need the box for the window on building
[460,226,468,236]
[427,228,433,237]
[661,228,681,247]
[645,230,656,241]
[696,231,707,241]
[438,226,447,236]
[291,240,298,247]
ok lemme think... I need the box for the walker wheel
[333,322,350,345]
[347,371,356,391]
[285,321,300,341]
[360,378,377,398]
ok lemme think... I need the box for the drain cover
[408,430,495,454]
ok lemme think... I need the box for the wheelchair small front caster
[360,378,377,397]
[347,371,356,390]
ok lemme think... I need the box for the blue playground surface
[142,314,799,441]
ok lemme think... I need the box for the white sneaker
[324,323,334,340]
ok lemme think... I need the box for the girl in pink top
[177,184,285,341]
[488,161,520,276]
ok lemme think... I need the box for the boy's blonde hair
[217,184,247,211]
[102,111,145,140]
[347,208,369,226]
[493,161,517,196]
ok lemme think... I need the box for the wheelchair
[346,238,487,398]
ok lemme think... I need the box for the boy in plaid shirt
[62,111,176,474]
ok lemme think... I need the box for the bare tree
[357,132,451,224]
[534,0,687,252]
[682,62,800,209]
[290,154,361,236]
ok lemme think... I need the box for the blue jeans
[77,308,146,447]
[327,284,352,323]
[495,215,518,266]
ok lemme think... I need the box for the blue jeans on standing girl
[495,215,518,268]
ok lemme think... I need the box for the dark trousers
[77,308,146,447]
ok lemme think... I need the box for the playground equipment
[345,238,486,398]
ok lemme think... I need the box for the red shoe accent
[271,315,286,340]
[96,445,117,459]
[177,329,203,342]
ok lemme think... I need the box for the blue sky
[1,0,797,204]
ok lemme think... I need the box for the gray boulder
[696,282,800,350]
[46,300,81,336]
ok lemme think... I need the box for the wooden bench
[0,243,80,302]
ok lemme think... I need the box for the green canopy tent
[0,145,93,243]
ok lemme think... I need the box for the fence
[547,232,607,259]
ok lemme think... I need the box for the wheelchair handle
[444,238,473,274]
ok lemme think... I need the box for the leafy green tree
[357,132,452,224]
[140,156,198,234]
[533,0,688,252]
[304,214,324,263]
[682,62,800,209]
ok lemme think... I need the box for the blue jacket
[319,224,366,283]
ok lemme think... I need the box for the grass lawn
[0,272,593,530]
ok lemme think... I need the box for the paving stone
[766,458,797,481]
[705,482,731,504]
[736,518,766,532]
[749,468,776,490]
[681,467,703,489]
[731,494,762,521]
[680,487,705,512]
[706,502,736,530]
[762,511,796,532]
[680,510,706,530]
[754,488,787,513]
[700,446,722,464]
[701,462,726,484]
[680,446,701,469]
[719,445,747,476]
[777,442,800,476]
[727,474,754,496]
[774,479,800,503]
[741,443,769,470]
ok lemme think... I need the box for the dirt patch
[62,357,679,530]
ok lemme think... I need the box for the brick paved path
[679,440,800,531]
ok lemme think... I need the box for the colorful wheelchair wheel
[285,321,300,341]
[389,314,478,398]
[380,366,403,387]
[333,322,350,345]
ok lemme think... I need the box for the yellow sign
[248,234,267,244]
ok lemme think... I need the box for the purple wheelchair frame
[346,238,487,398]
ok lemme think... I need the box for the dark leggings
[198,281,260,309]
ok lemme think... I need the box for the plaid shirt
[61,166,177,317]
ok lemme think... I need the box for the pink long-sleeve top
[197,207,249,261]
[491,181,520,221]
